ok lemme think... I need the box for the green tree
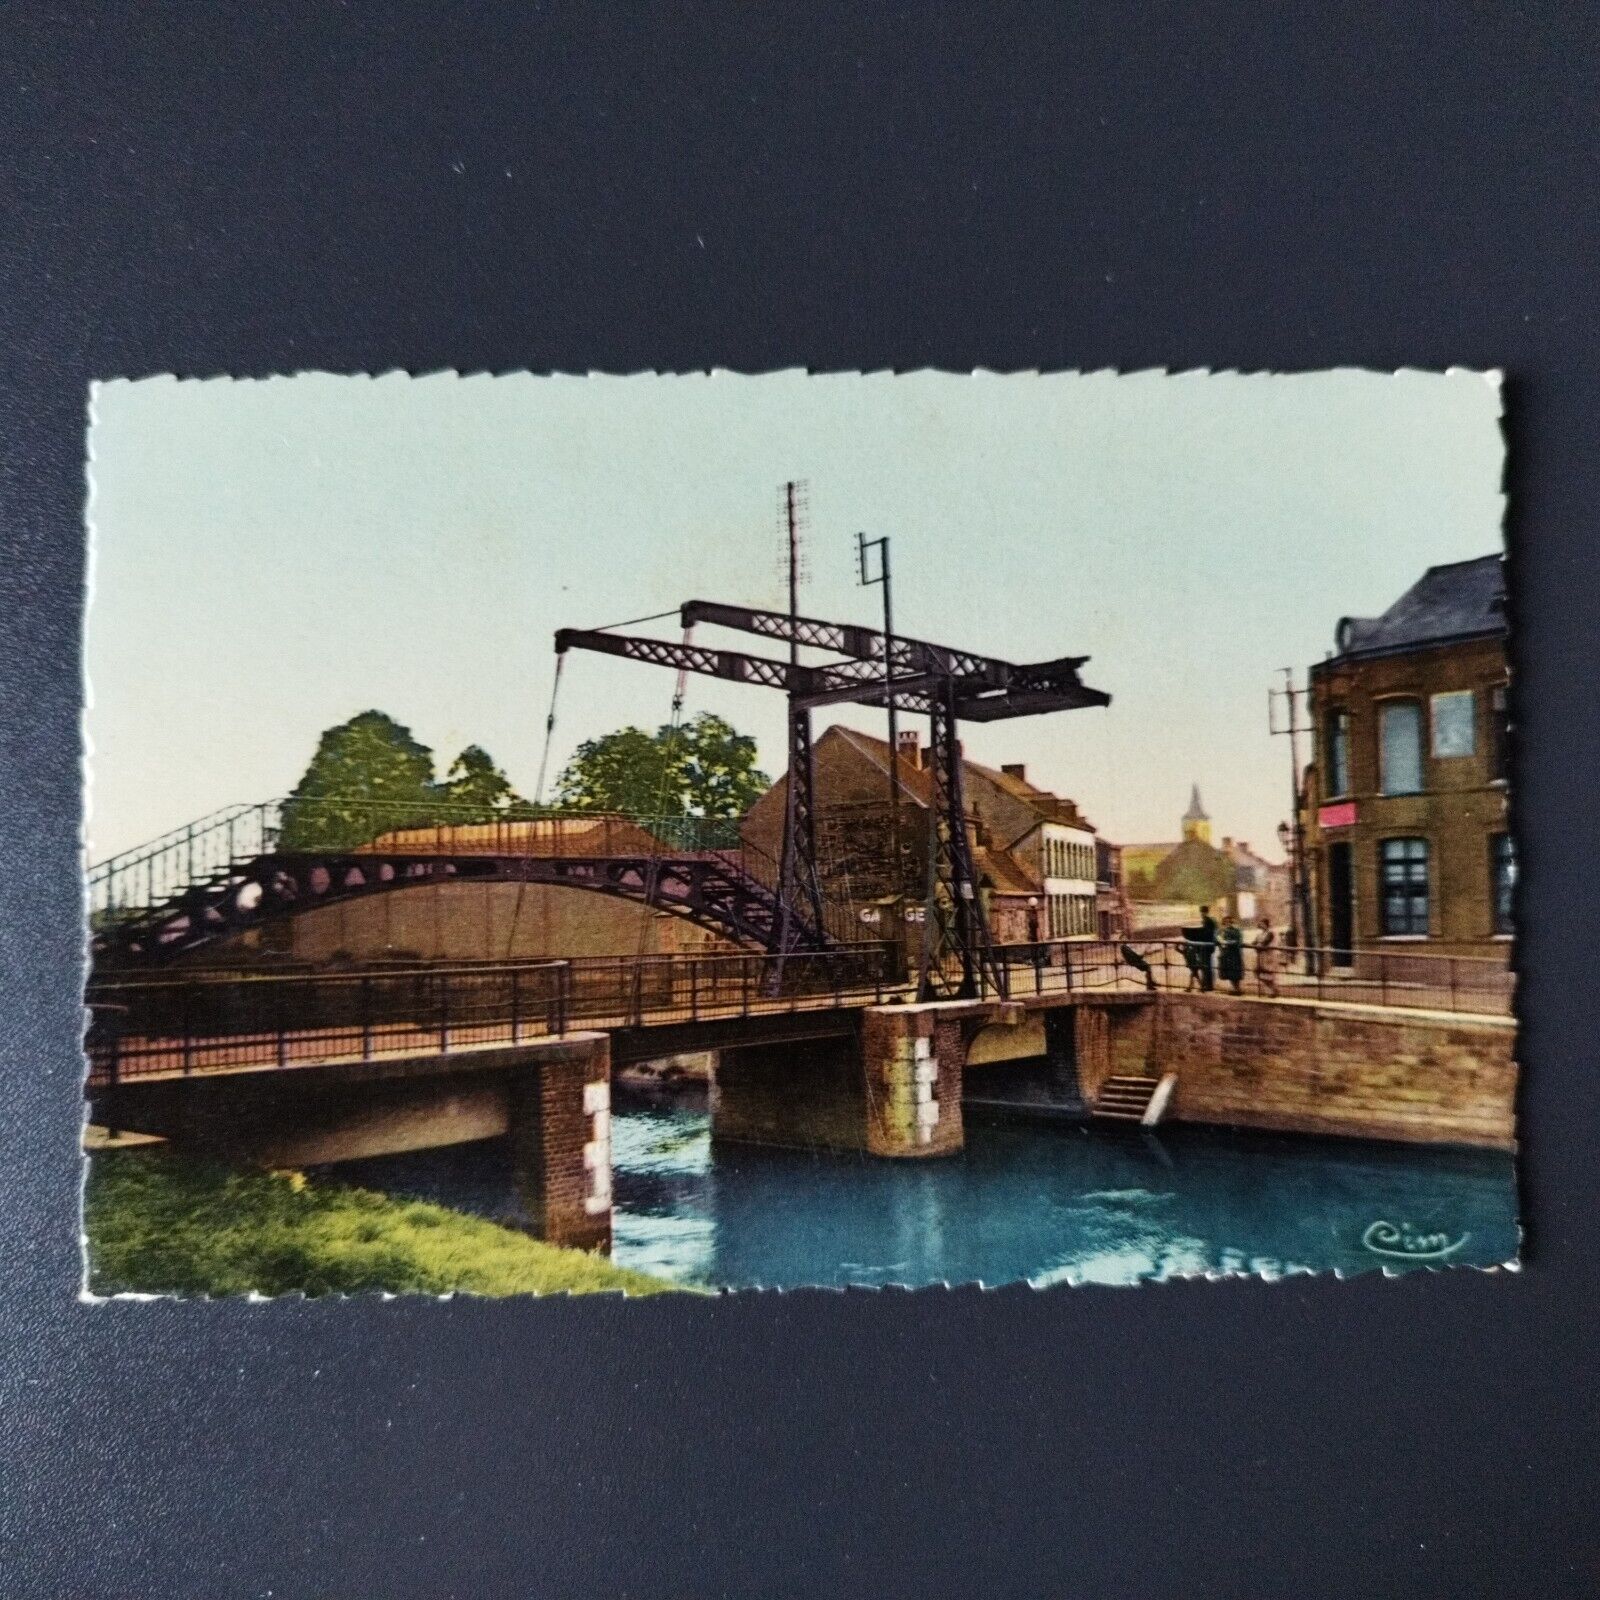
[676,712,769,817]
[555,725,685,816]
[553,712,770,819]
[279,710,440,849]
[443,744,520,816]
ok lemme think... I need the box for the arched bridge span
[91,847,832,965]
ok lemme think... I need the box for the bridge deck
[85,940,1510,1089]
[85,969,1160,1087]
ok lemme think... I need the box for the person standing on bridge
[1218,913,1245,995]
[1254,917,1282,998]
[1195,905,1219,992]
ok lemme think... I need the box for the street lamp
[1277,819,1301,963]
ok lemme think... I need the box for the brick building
[741,724,1125,961]
[1302,554,1511,961]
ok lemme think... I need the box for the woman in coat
[1218,913,1246,995]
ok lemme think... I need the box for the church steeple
[1181,783,1212,845]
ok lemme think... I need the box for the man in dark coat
[1194,905,1219,992]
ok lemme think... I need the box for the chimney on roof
[1002,763,1027,782]
[896,729,922,770]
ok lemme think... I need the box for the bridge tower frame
[554,592,1112,998]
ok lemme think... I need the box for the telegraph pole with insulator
[858,529,904,921]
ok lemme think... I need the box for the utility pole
[1269,666,1316,972]
[857,531,903,922]
[774,481,811,983]
[785,482,801,668]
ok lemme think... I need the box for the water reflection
[325,1084,1519,1291]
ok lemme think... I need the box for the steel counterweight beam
[680,598,1111,711]
[681,598,1009,682]
[555,626,1012,716]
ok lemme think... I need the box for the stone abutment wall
[1087,994,1516,1150]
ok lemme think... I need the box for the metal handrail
[989,936,1513,1015]
[87,796,758,921]
[82,930,1510,1091]
[81,942,903,1084]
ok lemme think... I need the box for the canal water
[324,1084,1520,1289]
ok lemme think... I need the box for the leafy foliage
[556,724,681,815]
[555,712,769,819]
[677,713,770,817]
[443,743,516,814]
[278,711,531,848]
[85,1150,683,1298]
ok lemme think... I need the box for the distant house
[741,724,1126,959]
[1220,837,1293,928]
[1121,786,1290,931]
[1303,553,1510,960]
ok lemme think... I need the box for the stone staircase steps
[1094,1075,1163,1123]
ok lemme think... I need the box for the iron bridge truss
[92,849,828,966]
[555,596,1110,1000]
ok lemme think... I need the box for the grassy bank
[84,1149,682,1298]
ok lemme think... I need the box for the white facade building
[1040,821,1098,939]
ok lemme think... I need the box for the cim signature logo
[1361,1219,1469,1261]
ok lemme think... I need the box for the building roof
[828,725,1097,834]
[1150,838,1237,906]
[1333,554,1506,661]
[367,814,664,856]
[1183,783,1208,822]
[973,843,1039,897]
[830,725,938,808]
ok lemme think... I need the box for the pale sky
[86,369,1505,864]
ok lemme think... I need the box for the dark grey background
[2,5,1594,1595]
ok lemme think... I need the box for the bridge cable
[532,653,566,810]
[504,655,568,959]
[592,607,682,634]
[630,626,696,1014]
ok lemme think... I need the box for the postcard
[82,369,1517,1294]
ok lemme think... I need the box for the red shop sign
[1318,800,1358,829]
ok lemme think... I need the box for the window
[1492,833,1515,935]
[1380,837,1430,936]
[1490,684,1510,782]
[1325,708,1351,798]
[1431,690,1476,758]
[1379,700,1424,795]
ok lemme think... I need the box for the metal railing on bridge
[84,943,902,1086]
[993,937,1514,1018]
[83,935,1511,1091]
[86,796,868,948]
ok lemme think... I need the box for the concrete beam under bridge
[86,1032,616,1251]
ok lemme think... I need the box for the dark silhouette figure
[1185,905,1219,992]
[1120,942,1158,992]
[1218,914,1245,995]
